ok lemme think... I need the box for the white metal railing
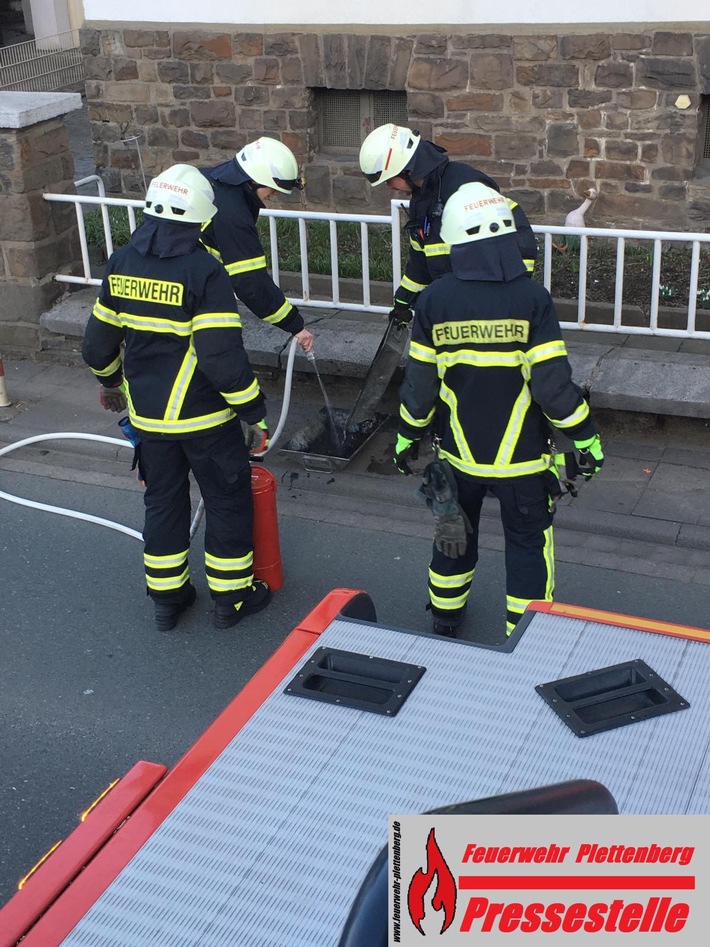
[0,31,84,93]
[42,189,710,338]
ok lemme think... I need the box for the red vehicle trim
[529,600,710,643]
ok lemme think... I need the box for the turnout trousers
[427,471,556,634]
[139,421,255,606]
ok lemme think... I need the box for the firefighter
[394,182,604,637]
[359,123,537,326]
[83,164,271,632]
[199,137,314,354]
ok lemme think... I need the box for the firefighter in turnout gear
[395,182,603,637]
[199,137,314,354]
[83,164,272,632]
[359,123,538,326]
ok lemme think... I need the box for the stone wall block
[6,240,67,280]
[605,112,629,131]
[84,56,113,81]
[495,134,537,160]
[299,35,323,86]
[264,110,288,131]
[323,34,347,89]
[163,107,186,127]
[80,28,101,57]
[137,61,158,83]
[289,110,311,130]
[451,34,511,50]
[305,164,332,204]
[333,174,370,208]
[532,88,563,109]
[414,34,448,55]
[146,126,179,148]
[436,132,492,157]
[123,30,155,48]
[214,63,252,84]
[470,53,512,90]
[181,129,209,149]
[234,34,264,57]
[104,83,151,104]
[512,37,556,61]
[616,90,658,109]
[173,86,211,101]
[113,58,139,81]
[560,34,612,60]
[409,92,446,118]
[637,57,696,90]
[517,64,579,87]
[264,34,298,57]
[253,58,279,84]
[568,89,612,108]
[652,32,693,56]
[595,62,633,89]
[101,32,126,57]
[606,140,639,161]
[390,38,414,89]
[578,111,602,130]
[613,34,652,52]
[660,133,696,167]
[0,194,51,241]
[88,102,132,124]
[235,86,270,106]
[547,122,579,156]
[281,57,304,85]
[594,161,646,181]
[346,34,367,88]
[172,32,232,61]
[211,129,245,151]
[510,188,545,215]
[584,138,601,157]
[191,101,236,128]
[238,109,264,130]
[364,36,392,89]
[447,92,503,112]
[427,58,468,90]
[190,63,215,85]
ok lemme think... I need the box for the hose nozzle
[305,350,316,363]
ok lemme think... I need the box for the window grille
[314,89,408,152]
[700,97,710,169]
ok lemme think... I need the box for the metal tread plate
[60,612,710,946]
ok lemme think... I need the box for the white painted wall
[81,0,710,27]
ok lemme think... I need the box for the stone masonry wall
[80,26,710,231]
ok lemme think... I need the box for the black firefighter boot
[428,603,468,638]
[214,580,272,629]
[153,583,197,632]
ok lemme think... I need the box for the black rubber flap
[536,658,689,737]
[285,647,426,716]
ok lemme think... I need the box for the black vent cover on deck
[536,659,689,737]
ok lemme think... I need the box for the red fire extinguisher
[251,464,283,591]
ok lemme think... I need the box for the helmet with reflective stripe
[144,164,217,224]
[440,182,517,245]
[236,137,303,194]
[359,123,421,186]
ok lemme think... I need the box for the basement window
[698,96,710,170]
[314,89,408,153]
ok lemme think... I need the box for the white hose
[0,336,302,542]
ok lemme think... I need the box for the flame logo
[407,827,457,935]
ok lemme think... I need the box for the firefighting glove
[388,303,413,327]
[99,380,127,413]
[573,434,605,480]
[553,451,583,497]
[418,460,473,558]
[393,434,420,475]
[242,420,270,456]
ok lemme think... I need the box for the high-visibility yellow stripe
[506,595,531,616]
[262,299,292,326]
[120,313,192,336]
[91,354,123,378]
[146,568,190,591]
[543,526,555,598]
[401,275,427,293]
[423,242,450,258]
[438,385,473,462]
[552,401,590,429]
[226,255,267,276]
[409,237,425,252]
[144,549,189,568]
[164,346,197,421]
[201,242,223,262]
[399,403,435,429]
[131,408,235,435]
[428,568,475,588]
[524,258,535,273]
[429,589,468,610]
[409,340,437,363]
[527,340,568,366]
[205,551,253,570]
[192,313,242,331]
[221,378,260,406]
[441,448,551,479]
[206,575,254,592]
[495,385,531,467]
[436,349,526,369]
[93,301,121,326]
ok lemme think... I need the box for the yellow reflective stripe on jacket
[93,301,121,326]
[201,242,223,263]
[131,408,235,435]
[527,340,568,366]
[423,242,450,258]
[438,383,473,462]
[543,526,555,598]
[145,568,190,592]
[495,385,532,467]
[263,299,293,326]
[436,349,526,370]
[120,313,192,336]
[524,258,535,273]
[226,255,267,277]
[401,275,427,293]
[428,568,475,588]
[441,448,552,479]
[91,354,123,378]
[164,347,197,421]
[399,402,435,429]
[221,378,260,406]
[408,236,425,252]
[409,340,437,364]
[205,551,253,571]
[192,312,242,331]
[551,401,591,429]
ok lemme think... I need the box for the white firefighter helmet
[440,182,517,245]
[359,123,421,186]
[144,164,217,224]
[236,137,302,193]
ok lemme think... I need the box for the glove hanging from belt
[553,433,604,497]
[418,458,472,558]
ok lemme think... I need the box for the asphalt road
[3,452,710,907]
